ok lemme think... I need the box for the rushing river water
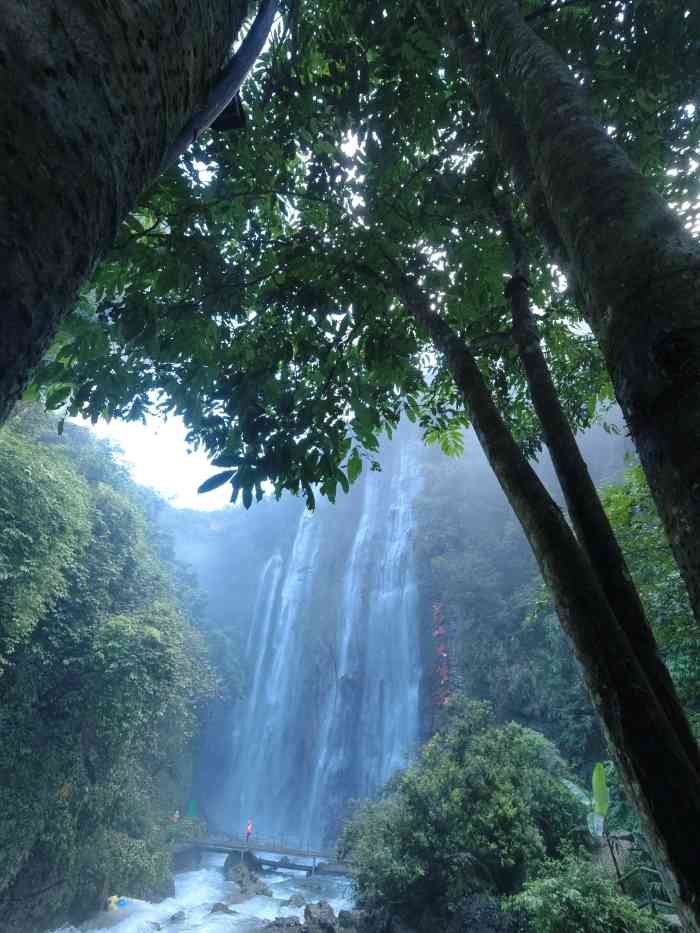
[53,854,352,933]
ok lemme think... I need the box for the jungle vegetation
[0,406,240,930]
[1,0,699,927]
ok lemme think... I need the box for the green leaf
[197,470,235,494]
[592,762,609,818]
[347,448,363,483]
[45,385,72,409]
[337,469,350,495]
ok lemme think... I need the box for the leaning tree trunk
[0,0,246,422]
[462,0,700,633]
[498,200,700,777]
[391,271,700,933]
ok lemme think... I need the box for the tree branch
[162,0,280,171]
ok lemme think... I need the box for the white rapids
[52,853,352,933]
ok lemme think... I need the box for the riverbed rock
[224,848,263,875]
[264,920,305,931]
[168,909,186,923]
[211,901,238,914]
[227,861,273,897]
[284,893,307,907]
[304,899,337,932]
[338,907,416,933]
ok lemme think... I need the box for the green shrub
[339,701,586,917]
[507,855,665,933]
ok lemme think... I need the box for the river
[53,853,352,933]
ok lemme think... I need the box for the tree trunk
[498,200,700,779]
[463,0,700,634]
[393,270,700,932]
[0,0,246,422]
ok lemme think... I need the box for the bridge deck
[175,836,347,872]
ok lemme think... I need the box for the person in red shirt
[246,819,253,843]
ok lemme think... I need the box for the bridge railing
[200,831,337,860]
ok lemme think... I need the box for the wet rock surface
[262,902,416,933]
[284,893,307,907]
[223,857,273,898]
[304,899,337,932]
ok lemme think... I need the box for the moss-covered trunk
[463,0,700,640]
[396,273,700,933]
[0,0,245,422]
[500,206,700,783]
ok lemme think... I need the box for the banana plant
[589,761,609,838]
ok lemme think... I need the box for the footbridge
[174,835,349,876]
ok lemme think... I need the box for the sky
[87,415,234,511]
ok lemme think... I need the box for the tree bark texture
[499,204,700,781]
[0,0,246,422]
[395,273,700,932]
[465,0,700,636]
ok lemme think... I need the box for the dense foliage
[0,407,220,930]
[5,0,700,925]
[507,855,664,933]
[416,439,700,770]
[600,465,700,739]
[29,0,700,506]
[339,701,585,919]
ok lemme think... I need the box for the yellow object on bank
[107,895,118,911]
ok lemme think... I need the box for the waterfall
[205,429,424,846]
[303,440,422,842]
[222,507,323,840]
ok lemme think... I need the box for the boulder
[168,909,186,923]
[210,901,238,914]
[224,848,262,875]
[284,893,307,908]
[227,862,273,897]
[264,920,305,932]
[304,899,337,933]
[339,907,416,933]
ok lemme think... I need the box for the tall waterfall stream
[219,436,424,847]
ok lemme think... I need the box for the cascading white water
[206,429,424,847]
[303,439,423,842]
[222,508,323,839]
